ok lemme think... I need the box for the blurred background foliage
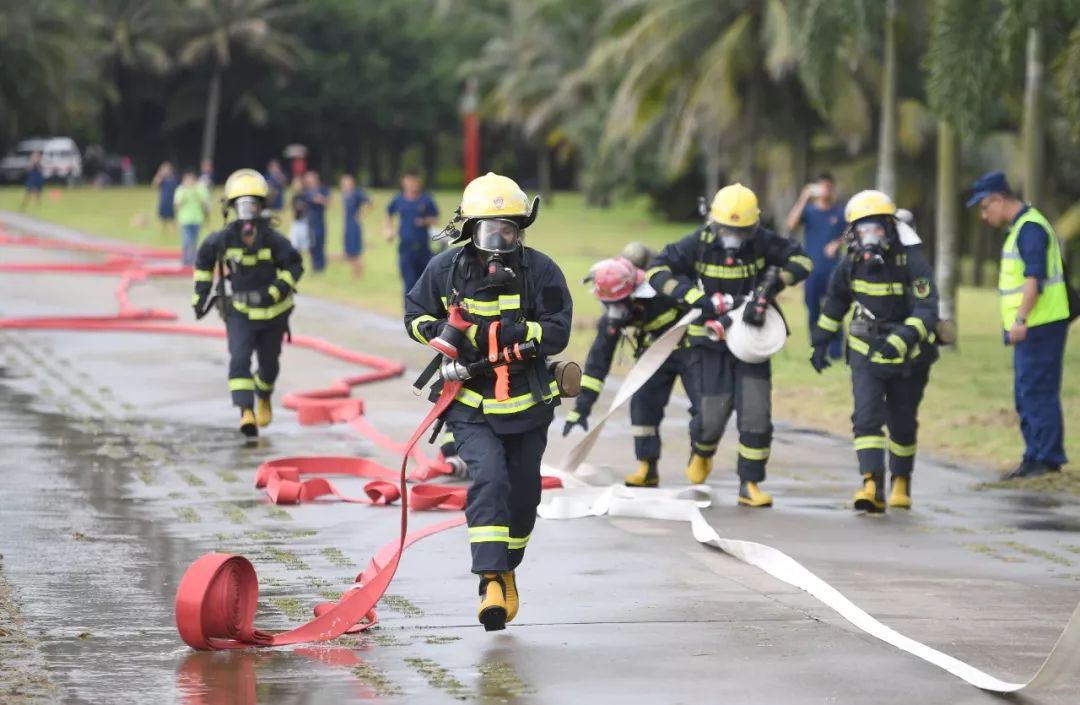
[6,0,1080,288]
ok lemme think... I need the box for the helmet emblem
[493,196,505,209]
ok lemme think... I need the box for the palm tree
[176,0,307,165]
[795,0,901,194]
[466,0,605,200]
[925,0,1002,330]
[90,0,171,155]
[0,2,86,141]
[581,0,799,199]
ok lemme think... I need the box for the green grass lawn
[3,184,1078,472]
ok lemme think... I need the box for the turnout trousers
[682,346,773,482]
[850,354,931,478]
[629,347,699,461]
[450,419,547,574]
[225,311,289,409]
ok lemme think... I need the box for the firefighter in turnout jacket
[648,184,812,506]
[565,250,697,488]
[192,169,304,438]
[404,173,572,631]
[810,190,939,512]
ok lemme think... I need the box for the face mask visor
[854,221,887,249]
[472,218,522,254]
[234,196,262,222]
[709,222,756,250]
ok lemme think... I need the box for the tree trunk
[701,125,722,199]
[1022,25,1044,205]
[199,68,222,166]
[876,0,898,196]
[537,142,552,205]
[935,121,960,335]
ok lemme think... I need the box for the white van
[0,137,82,183]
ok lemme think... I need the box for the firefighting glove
[562,409,589,436]
[875,333,908,360]
[696,292,738,320]
[810,344,831,373]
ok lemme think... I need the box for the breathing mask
[604,301,631,323]
[710,222,756,264]
[233,196,263,236]
[473,218,522,286]
[851,218,891,269]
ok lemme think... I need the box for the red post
[462,78,480,185]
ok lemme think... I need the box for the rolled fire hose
[722,301,787,364]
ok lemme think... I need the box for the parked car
[0,137,82,184]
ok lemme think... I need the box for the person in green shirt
[174,170,211,266]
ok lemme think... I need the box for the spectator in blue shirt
[265,159,287,213]
[20,151,44,211]
[152,161,179,236]
[302,170,330,272]
[341,173,372,277]
[384,171,439,297]
[786,172,846,358]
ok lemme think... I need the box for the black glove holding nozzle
[743,265,784,327]
[429,303,471,359]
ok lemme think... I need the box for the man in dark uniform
[564,251,697,488]
[404,172,571,631]
[647,183,812,507]
[810,190,938,512]
[192,169,304,437]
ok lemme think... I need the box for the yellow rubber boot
[625,459,659,488]
[255,397,273,428]
[239,408,258,438]
[686,454,713,485]
[477,573,507,632]
[502,571,519,623]
[853,473,886,513]
[888,475,912,509]
[737,481,773,507]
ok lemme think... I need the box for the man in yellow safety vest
[967,171,1071,479]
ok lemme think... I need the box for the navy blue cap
[966,170,1011,207]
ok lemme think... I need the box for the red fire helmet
[584,256,644,303]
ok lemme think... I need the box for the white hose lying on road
[549,310,1080,694]
[538,481,1080,693]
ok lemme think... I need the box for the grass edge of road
[0,555,56,703]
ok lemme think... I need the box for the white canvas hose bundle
[549,314,1080,694]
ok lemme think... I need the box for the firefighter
[404,172,572,631]
[809,190,939,512]
[564,249,697,488]
[192,169,304,438]
[647,184,812,507]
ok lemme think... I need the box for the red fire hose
[0,228,560,650]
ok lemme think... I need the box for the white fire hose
[548,309,1080,694]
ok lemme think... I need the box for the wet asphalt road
[1,212,1078,704]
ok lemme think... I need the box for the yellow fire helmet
[460,172,533,218]
[845,189,897,223]
[223,168,270,204]
[709,183,760,228]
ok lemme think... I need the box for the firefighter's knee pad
[699,394,732,441]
